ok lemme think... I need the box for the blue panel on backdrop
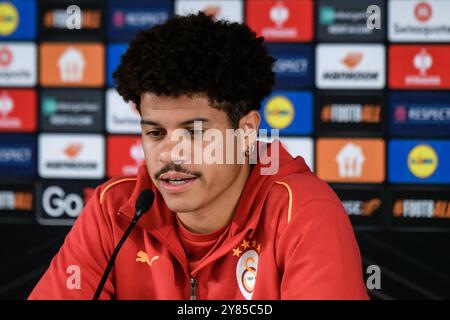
[267,44,313,89]
[389,139,450,184]
[107,44,128,87]
[0,0,36,40]
[107,0,171,41]
[259,91,313,135]
[0,134,35,177]
[390,92,450,137]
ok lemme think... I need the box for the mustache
[154,163,202,180]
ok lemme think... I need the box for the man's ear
[239,110,260,132]
[238,110,260,153]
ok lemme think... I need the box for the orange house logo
[40,43,104,87]
[316,138,385,183]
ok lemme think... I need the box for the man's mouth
[158,172,199,193]
[163,178,193,185]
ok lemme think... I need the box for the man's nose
[158,133,191,164]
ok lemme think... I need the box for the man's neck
[176,165,252,234]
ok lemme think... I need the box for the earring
[245,143,255,157]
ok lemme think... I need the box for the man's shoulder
[271,171,341,208]
[97,175,138,209]
[265,171,345,229]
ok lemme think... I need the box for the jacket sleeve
[28,186,116,300]
[276,199,369,300]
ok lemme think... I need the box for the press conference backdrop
[1,0,450,299]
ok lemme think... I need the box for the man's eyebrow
[179,118,210,125]
[140,119,159,126]
[140,117,210,126]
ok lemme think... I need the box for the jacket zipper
[190,277,197,300]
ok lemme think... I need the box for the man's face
[139,93,247,214]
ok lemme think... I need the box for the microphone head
[135,189,155,214]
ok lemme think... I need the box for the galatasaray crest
[232,238,260,300]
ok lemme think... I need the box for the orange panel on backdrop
[316,138,385,183]
[39,43,104,87]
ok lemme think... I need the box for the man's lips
[158,171,198,193]
[159,171,197,180]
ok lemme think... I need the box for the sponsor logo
[0,46,12,66]
[336,143,366,178]
[316,44,385,89]
[415,2,432,22]
[43,8,101,30]
[64,143,82,159]
[317,92,384,134]
[259,91,313,135]
[108,0,171,40]
[390,189,450,228]
[40,43,104,87]
[407,48,440,86]
[389,45,450,89]
[389,140,450,184]
[0,184,34,222]
[273,58,308,74]
[389,0,450,42]
[246,0,313,41]
[334,187,384,227]
[396,106,450,123]
[0,0,36,39]
[58,47,86,82]
[0,134,35,176]
[393,198,450,219]
[39,1,102,40]
[0,43,36,86]
[0,190,33,211]
[136,250,159,267]
[317,138,385,183]
[232,238,260,300]
[264,96,294,129]
[342,198,381,216]
[321,103,381,124]
[390,92,450,136]
[40,89,103,132]
[106,89,141,133]
[318,0,385,41]
[0,1,18,36]
[37,183,96,225]
[407,144,438,178]
[42,186,82,218]
[0,147,32,164]
[175,0,243,23]
[0,92,17,124]
[341,52,363,69]
[394,105,408,122]
[268,44,313,87]
[107,136,144,177]
[112,10,167,28]
[0,89,36,132]
[38,134,104,179]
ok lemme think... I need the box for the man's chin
[166,202,200,214]
[159,192,200,213]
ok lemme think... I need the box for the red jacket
[29,144,369,300]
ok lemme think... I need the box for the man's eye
[188,129,203,137]
[146,130,164,138]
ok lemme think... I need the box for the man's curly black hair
[113,12,276,128]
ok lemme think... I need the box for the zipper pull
[190,277,197,300]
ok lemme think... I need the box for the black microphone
[93,188,155,300]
